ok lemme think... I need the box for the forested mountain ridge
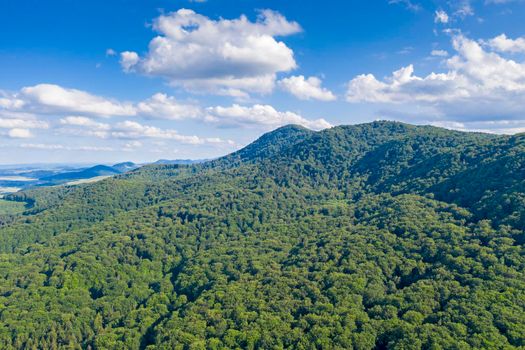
[0,121,524,349]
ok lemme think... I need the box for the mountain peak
[217,124,314,165]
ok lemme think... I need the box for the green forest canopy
[0,121,524,349]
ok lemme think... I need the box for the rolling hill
[40,165,122,182]
[0,121,524,349]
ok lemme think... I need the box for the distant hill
[39,163,141,184]
[40,164,121,183]
[111,162,139,173]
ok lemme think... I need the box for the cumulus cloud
[1,84,329,131]
[1,84,204,121]
[120,51,140,72]
[278,76,336,101]
[120,9,301,97]
[58,116,111,138]
[3,86,212,146]
[1,82,328,148]
[136,93,202,120]
[7,128,33,138]
[346,33,525,121]
[0,111,48,139]
[485,34,525,53]
[0,95,25,109]
[20,84,136,117]
[206,104,331,130]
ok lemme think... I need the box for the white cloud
[2,85,203,121]
[206,104,331,130]
[278,76,336,101]
[346,33,525,121]
[431,49,449,57]
[120,51,140,72]
[60,116,110,130]
[1,82,329,146]
[8,128,32,138]
[136,93,202,120]
[111,120,234,145]
[0,110,48,140]
[106,48,117,57]
[434,10,449,23]
[0,117,48,129]
[120,9,301,97]
[20,143,114,152]
[56,115,233,145]
[0,96,24,109]
[20,84,136,117]
[486,34,525,53]
[58,116,111,138]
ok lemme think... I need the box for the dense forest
[1,121,524,349]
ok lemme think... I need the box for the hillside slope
[0,121,524,349]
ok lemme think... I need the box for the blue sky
[1,0,525,164]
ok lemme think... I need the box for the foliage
[0,199,25,216]
[0,121,524,349]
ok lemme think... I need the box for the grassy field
[0,199,26,215]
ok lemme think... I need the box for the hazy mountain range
[0,159,208,194]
